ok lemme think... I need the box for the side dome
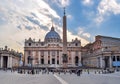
[45,26,61,42]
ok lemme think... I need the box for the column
[55,51,57,65]
[10,56,12,68]
[38,51,40,64]
[50,51,52,64]
[109,56,112,68]
[71,52,74,66]
[59,52,62,66]
[0,56,1,68]
[1,56,3,68]
[97,57,100,68]
[100,57,103,68]
[79,52,81,65]
[7,56,10,68]
[32,51,34,65]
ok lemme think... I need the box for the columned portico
[0,46,20,69]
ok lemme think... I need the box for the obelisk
[62,8,68,68]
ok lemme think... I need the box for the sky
[0,0,120,52]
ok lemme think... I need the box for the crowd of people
[1,67,117,76]
[17,68,83,76]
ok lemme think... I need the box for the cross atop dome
[51,20,54,31]
[51,25,54,31]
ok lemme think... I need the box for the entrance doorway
[75,56,79,66]
[41,58,44,64]
[104,56,109,69]
[52,58,55,64]
[3,56,8,68]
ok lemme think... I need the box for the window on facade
[36,44,38,46]
[28,43,31,46]
[41,58,44,64]
[48,39,50,42]
[69,57,71,60]
[105,47,108,49]
[57,60,59,64]
[113,56,115,61]
[117,56,120,61]
[75,43,78,46]
[51,39,53,42]
[48,60,50,64]
[52,58,55,64]
[41,43,44,46]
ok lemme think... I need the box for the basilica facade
[24,11,81,67]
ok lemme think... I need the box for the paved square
[0,70,120,84]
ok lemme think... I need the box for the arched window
[75,56,79,66]
[28,43,31,46]
[75,43,78,46]
[36,44,38,46]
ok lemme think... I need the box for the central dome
[45,26,61,42]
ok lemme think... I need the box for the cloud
[95,0,120,24]
[94,16,104,24]
[25,16,40,26]
[83,33,91,38]
[82,0,94,6]
[0,0,60,52]
[50,0,70,7]
[0,0,89,52]
[77,27,91,40]
[67,14,73,20]
[67,31,89,46]
[61,0,70,7]
[98,0,120,15]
